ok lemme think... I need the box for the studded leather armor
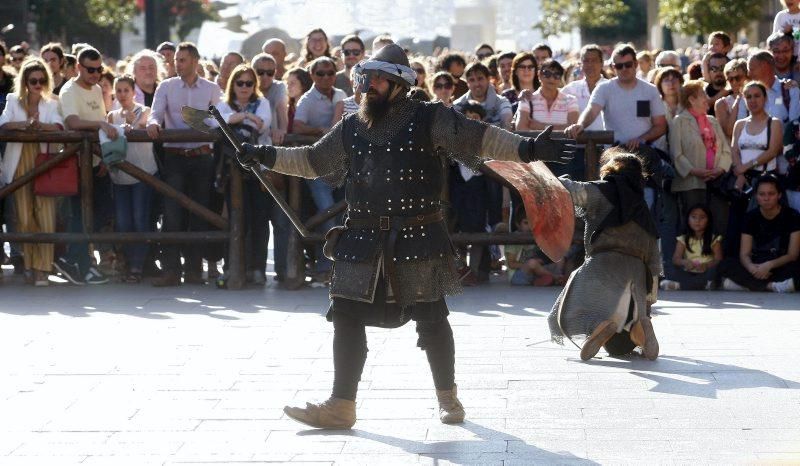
[271,98,530,306]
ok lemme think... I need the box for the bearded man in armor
[239,44,574,430]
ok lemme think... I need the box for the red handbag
[33,144,79,197]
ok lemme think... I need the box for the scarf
[688,107,717,170]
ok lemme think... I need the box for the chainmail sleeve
[273,120,348,186]
[430,103,527,171]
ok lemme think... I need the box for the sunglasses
[256,68,275,77]
[613,61,635,70]
[235,80,254,88]
[433,82,454,90]
[81,64,103,74]
[314,70,336,77]
[27,78,47,86]
[709,66,724,73]
[540,69,563,79]
[516,64,535,71]
[342,49,362,57]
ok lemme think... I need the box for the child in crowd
[775,0,800,58]
[451,101,490,286]
[106,75,157,283]
[461,101,486,121]
[505,207,564,286]
[661,204,723,290]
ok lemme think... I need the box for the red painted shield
[484,160,574,262]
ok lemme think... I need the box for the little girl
[505,206,565,286]
[661,204,723,290]
[106,75,157,283]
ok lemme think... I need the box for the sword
[181,105,311,238]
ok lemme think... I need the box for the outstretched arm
[429,103,574,170]
[239,119,347,183]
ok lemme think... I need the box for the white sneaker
[659,280,680,291]
[722,278,747,291]
[770,278,795,293]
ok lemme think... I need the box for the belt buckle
[379,216,390,231]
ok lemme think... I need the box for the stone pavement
[1,271,799,465]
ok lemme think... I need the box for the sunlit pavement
[1,270,799,465]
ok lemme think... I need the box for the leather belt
[164,145,212,157]
[345,210,444,230]
[345,210,445,302]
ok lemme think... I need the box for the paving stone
[1,278,798,463]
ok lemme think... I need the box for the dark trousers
[113,180,154,272]
[719,257,800,291]
[667,266,718,290]
[161,154,214,274]
[331,311,456,401]
[62,167,113,275]
[241,177,269,273]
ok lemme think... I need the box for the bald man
[262,39,287,80]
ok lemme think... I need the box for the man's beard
[358,83,395,124]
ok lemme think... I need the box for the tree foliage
[86,0,139,31]
[659,0,764,37]
[535,0,630,37]
[30,0,220,44]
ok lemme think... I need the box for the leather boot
[283,397,356,429]
[639,315,659,360]
[580,320,617,361]
[629,321,645,348]
[436,385,465,424]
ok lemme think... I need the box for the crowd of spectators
[1,3,799,293]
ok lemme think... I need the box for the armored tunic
[548,179,662,345]
[271,97,529,317]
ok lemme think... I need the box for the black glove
[238,143,276,170]
[523,126,576,164]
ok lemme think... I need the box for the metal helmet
[352,43,416,93]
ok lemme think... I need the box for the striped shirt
[516,89,579,126]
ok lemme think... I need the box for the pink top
[688,108,717,170]
[517,90,579,126]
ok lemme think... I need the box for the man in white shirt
[562,44,607,180]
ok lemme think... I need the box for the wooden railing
[0,129,613,290]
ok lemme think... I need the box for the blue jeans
[114,180,154,272]
[305,178,335,273]
[510,269,534,285]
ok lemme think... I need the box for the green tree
[659,0,764,37]
[535,0,630,37]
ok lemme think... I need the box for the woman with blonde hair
[714,59,749,140]
[668,79,731,234]
[0,58,64,286]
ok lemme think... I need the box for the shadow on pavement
[297,420,598,464]
[587,355,800,398]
